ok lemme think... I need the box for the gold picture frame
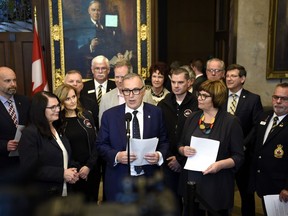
[266,0,288,79]
[48,0,152,90]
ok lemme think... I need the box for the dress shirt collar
[0,95,15,106]
[228,88,243,97]
[125,102,144,114]
[94,79,107,93]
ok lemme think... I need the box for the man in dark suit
[225,64,263,216]
[250,82,288,213]
[0,67,30,172]
[82,55,116,102]
[96,73,169,201]
[190,58,206,92]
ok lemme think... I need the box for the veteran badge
[184,109,192,117]
[274,144,284,158]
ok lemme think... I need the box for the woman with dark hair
[18,91,79,197]
[54,84,98,203]
[178,80,244,216]
[143,62,170,105]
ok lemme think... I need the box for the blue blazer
[96,103,169,201]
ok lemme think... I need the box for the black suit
[224,88,263,216]
[18,125,72,197]
[192,74,207,92]
[0,94,30,170]
[250,111,288,197]
[82,79,116,202]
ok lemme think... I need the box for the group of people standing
[1,55,288,216]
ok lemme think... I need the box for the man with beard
[0,67,30,171]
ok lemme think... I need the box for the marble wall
[237,0,288,107]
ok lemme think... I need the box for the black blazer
[82,79,116,102]
[224,89,263,148]
[18,125,72,196]
[250,111,288,197]
[0,94,30,169]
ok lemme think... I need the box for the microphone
[125,112,132,137]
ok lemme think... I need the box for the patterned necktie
[97,85,102,105]
[132,110,142,174]
[132,110,140,139]
[269,116,279,134]
[229,94,237,115]
[7,99,18,126]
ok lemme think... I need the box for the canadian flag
[32,11,48,95]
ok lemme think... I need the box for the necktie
[132,110,140,139]
[97,85,102,105]
[269,116,279,134]
[7,99,18,126]
[132,110,142,174]
[229,94,237,115]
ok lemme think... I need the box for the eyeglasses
[207,69,223,73]
[196,92,211,100]
[272,95,288,102]
[94,67,108,72]
[122,86,145,96]
[46,104,61,112]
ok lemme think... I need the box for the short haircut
[171,67,191,80]
[65,70,82,77]
[198,79,227,108]
[226,64,247,77]
[206,58,225,71]
[180,65,195,79]
[91,55,110,69]
[276,82,288,89]
[190,58,204,71]
[123,73,145,86]
[114,59,133,73]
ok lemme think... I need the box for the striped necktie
[229,94,237,115]
[7,99,18,126]
[269,116,279,134]
[97,85,102,105]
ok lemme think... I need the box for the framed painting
[267,0,288,79]
[48,0,152,90]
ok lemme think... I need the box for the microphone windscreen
[125,112,132,121]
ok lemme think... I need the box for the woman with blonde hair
[54,84,99,203]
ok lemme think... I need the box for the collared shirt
[263,113,287,143]
[94,79,108,98]
[0,95,19,121]
[227,89,243,112]
[117,89,125,105]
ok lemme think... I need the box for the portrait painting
[267,0,288,79]
[49,0,151,89]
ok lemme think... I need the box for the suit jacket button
[257,170,260,173]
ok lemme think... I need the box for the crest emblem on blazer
[83,119,92,128]
[184,109,192,117]
[274,144,284,158]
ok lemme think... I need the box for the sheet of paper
[184,136,220,172]
[264,194,288,216]
[129,137,159,166]
[9,125,25,157]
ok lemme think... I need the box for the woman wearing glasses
[178,80,244,216]
[18,91,79,198]
[54,84,98,203]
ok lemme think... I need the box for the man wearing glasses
[224,64,263,216]
[250,82,288,214]
[82,55,116,115]
[96,73,168,202]
[206,58,225,81]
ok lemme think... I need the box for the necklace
[198,113,215,134]
[151,88,164,98]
